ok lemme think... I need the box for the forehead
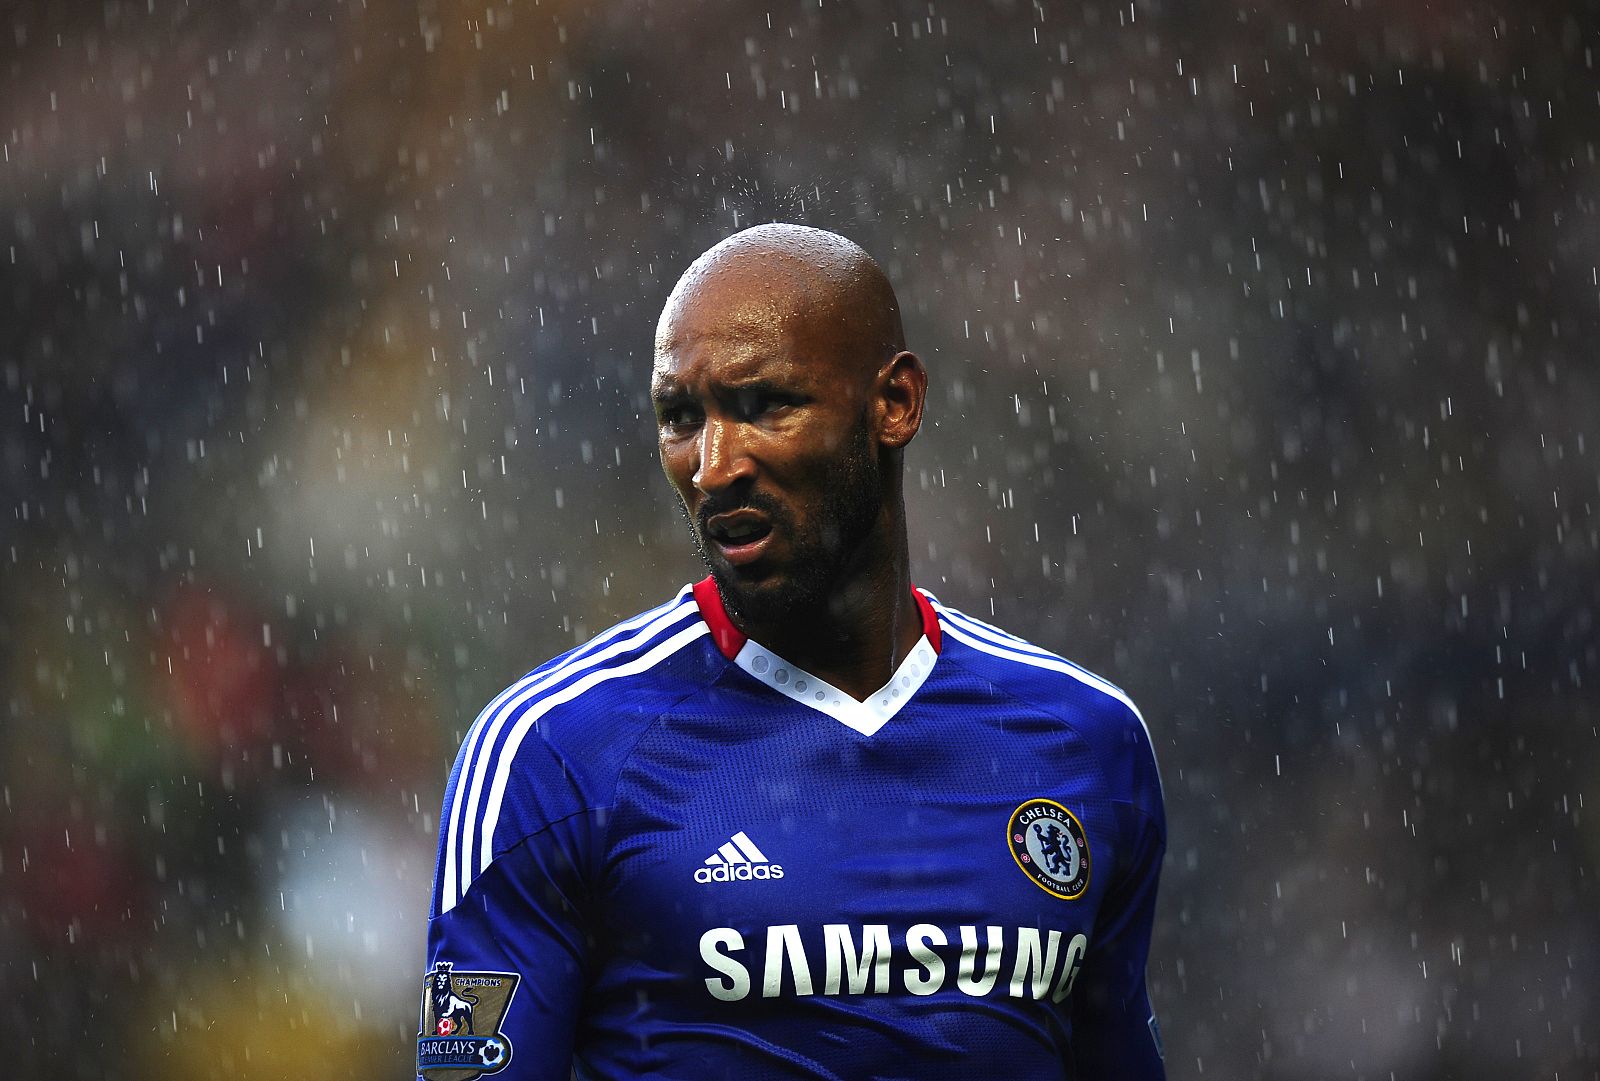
[652,267,837,388]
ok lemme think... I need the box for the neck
[726,514,923,702]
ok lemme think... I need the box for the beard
[681,420,882,629]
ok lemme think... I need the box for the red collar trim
[693,577,748,660]
[912,588,942,654]
[691,576,943,661]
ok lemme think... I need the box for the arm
[1068,797,1166,1079]
[419,692,606,1081]
[419,810,599,1081]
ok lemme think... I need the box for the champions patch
[1008,798,1091,899]
[417,961,520,1080]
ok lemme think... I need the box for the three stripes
[704,830,771,869]
[441,589,704,913]
[926,593,1161,793]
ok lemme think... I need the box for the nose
[692,417,755,495]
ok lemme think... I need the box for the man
[419,224,1166,1080]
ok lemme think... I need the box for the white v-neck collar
[731,635,939,737]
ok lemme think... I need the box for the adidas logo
[693,830,785,883]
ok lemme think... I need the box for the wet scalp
[656,224,906,371]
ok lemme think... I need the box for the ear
[875,350,926,450]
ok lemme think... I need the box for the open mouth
[705,511,773,564]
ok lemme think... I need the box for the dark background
[1,0,1595,1077]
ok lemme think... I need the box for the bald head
[655,224,905,376]
[650,224,927,642]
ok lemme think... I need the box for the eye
[733,388,788,420]
[656,401,702,429]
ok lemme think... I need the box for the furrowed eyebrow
[650,380,689,404]
[718,378,800,399]
[652,377,792,398]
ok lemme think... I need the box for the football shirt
[420,578,1165,1080]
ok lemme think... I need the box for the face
[652,272,886,625]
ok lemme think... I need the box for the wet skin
[651,234,928,700]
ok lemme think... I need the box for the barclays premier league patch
[1008,798,1091,899]
[417,961,520,1080]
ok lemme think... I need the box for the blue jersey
[420,578,1165,1081]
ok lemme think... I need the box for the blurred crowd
[1,0,1595,1077]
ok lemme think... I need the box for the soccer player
[419,225,1166,1080]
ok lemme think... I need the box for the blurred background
[1,0,1596,1077]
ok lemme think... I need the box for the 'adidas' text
[695,831,784,884]
[696,863,785,883]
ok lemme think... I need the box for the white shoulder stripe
[933,603,1059,662]
[938,612,1138,714]
[562,587,694,668]
[442,592,693,912]
[464,620,710,906]
[454,598,698,908]
[938,616,1162,794]
[935,603,1136,704]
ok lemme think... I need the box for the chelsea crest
[1008,798,1091,899]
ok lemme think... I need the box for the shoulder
[493,586,716,754]
[435,587,719,907]
[459,586,718,784]
[924,590,1163,812]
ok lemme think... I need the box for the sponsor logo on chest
[698,923,1089,1004]
[693,829,784,883]
[686,802,1095,1004]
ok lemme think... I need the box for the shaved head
[655,223,905,377]
[650,224,926,645]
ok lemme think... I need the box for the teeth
[716,520,765,543]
